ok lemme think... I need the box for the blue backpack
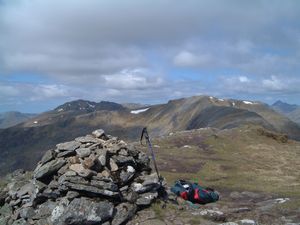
[171,180,219,204]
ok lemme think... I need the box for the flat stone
[19,207,36,219]
[90,180,118,192]
[69,164,93,178]
[17,183,35,198]
[40,150,55,165]
[58,175,89,185]
[66,191,80,200]
[112,155,135,166]
[136,192,158,206]
[33,201,56,219]
[64,182,119,197]
[34,159,66,180]
[112,203,137,225]
[56,141,80,152]
[76,148,91,158]
[64,170,77,176]
[57,150,76,158]
[60,197,114,224]
[75,135,101,143]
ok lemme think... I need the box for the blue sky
[1,0,300,113]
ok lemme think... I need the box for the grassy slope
[142,126,300,199]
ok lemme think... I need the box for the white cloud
[239,76,250,83]
[173,51,212,67]
[103,68,165,90]
[262,75,285,91]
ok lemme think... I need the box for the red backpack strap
[193,188,201,203]
[180,191,188,200]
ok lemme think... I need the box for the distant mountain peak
[54,99,125,113]
[272,100,298,113]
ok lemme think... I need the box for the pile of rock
[2,129,163,225]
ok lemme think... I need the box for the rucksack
[170,180,219,204]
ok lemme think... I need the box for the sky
[0,0,300,113]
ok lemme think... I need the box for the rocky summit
[1,129,163,225]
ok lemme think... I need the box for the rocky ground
[0,128,300,225]
[0,130,163,225]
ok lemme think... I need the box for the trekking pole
[140,127,161,182]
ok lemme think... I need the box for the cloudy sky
[1,0,300,113]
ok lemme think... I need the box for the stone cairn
[4,129,163,225]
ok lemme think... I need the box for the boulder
[75,148,91,158]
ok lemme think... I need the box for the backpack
[170,180,219,204]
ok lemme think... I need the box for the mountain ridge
[0,95,300,175]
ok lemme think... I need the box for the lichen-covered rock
[59,197,114,224]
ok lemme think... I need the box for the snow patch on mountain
[130,108,149,114]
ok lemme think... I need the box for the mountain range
[0,111,36,129]
[272,100,300,125]
[0,95,300,176]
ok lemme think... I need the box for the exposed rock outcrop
[1,129,163,225]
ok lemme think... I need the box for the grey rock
[64,182,120,197]
[48,180,59,189]
[57,150,76,158]
[34,158,66,180]
[120,170,135,185]
[92,129,105,138]
[90,179,118,192]
[40,150,55,165]
[19,207,35,219]
[119,148,129,156]
[112,203,137,225]
[75,148,91,158]
[42,188,61,199]
[12,218,30,225]
[97,150,107,166]
[33,201,56,219]
[0,216,10,225]
[112,155,135,166]
[75,135,101,143]
[9,198,21,207]
[60,197,114,224]
[136,192,158,206]
[58,175,89,185]
[17,182,35,198]
[132,173,161,194]
[136,152,150,168]
[56,141,80,152]
[64,170,77,177]
[57,164,69,175]
[66,191,80,200]
[50,198,69,223]
[33,180,47,193]
[0,190,7,206]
